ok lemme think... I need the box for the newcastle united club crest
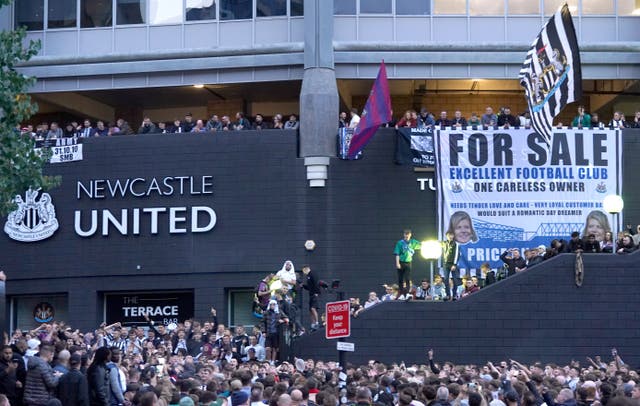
[4,188,58,242]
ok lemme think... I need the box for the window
[543,0,577,16]
[48,0,77,28]
[12,295,68,331]
[186,0,217,21]
[507,0,539,15]
[220,0,253,20]
[228,289,256,329]
[360,0,392,13]
[434,0,466,15]
[396,0,430,15]
[257,0,287,17]
[291,0,303,16]
[81,0,113,27]
[117,0,146,24]
[334,0,356,15]
[470,0,504,15]
[149,0,183,24]
[582,0,614,15]
[618,0,640,15]
[15,0,44,30]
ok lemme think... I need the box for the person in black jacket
[87,347,111,406]
[0,346,22,406]
[500,248,526,277]
[58,354,89,406]
[301,265,321,331]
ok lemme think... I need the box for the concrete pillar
[299,0,339,187]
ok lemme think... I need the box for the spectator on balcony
[35,123,49,139]
[518,111,531,127]
[396,110,417,129]
[220,116,234,131]
[107,122,120,136]
[79,119,95,138]
[571,106,591,128]
[467,113,481,126]
[63,123,77,138]
[116,118,133,135]
[273,114,285,129]
[497,107,518,128]
[138,117,157,134]
[435,111,450,127]
[47,122,63,139]
[481,107,497,126]
[22,124,36,138]
[632,111,640,128]
[339,111,349,128]
[616,235,636,254]
[253,114,270,130]
[568,232,584,253]
[608,111,626,129]
[206,115,222,132]
[460,278,479,298]
[451,111,467,128]
[349,108,360,129]
[417,108,435,128]
[156,122,167,134]
[95,121,109,136]
[284,114,299,130]
[167,119,182,133]
[181,113,196,133]
[191,120,207,133]
[583,234,601,253]
[590,113,603,128]
[234,112,252,130]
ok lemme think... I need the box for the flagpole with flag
[519,3,582,144]
[347,61,392,159]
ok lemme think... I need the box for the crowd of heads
[19,112,301,139]
[3,321,640,406]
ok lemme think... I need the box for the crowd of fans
[339,106,640,131]
[18,105,640,141]
[1,316,639,406]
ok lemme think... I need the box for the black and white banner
[395,127,436,167]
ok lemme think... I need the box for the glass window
[507,0,539,15]
[186,0,216,21]
[117,0,146,24]
[396,0,430,15]
[543,0,577,16]
[470,0,504,15]
[13,295,68,331]
[228,290,256,329]
[291,0,303,16]
[48,0,77,28]
[618,0,640,16]
[434,0,466,14]
[81,0,113,27]
[220,0,253,20]
[149,0,183,24]
[15,0,44,30]
[257,0,287,17]
[334,0,356,14]
[360,0,392,13]
[582,0,613,15]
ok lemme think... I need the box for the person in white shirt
[348,108,360,129]
[275,260,297,290]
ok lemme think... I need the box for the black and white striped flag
[519,3,582,144]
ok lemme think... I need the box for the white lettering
[169,207,187,233]
[75,210,98,236]
[191,206,216,232]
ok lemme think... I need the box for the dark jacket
[24,355,59,406]
[500,251,526,276]
[58,368,89,406]
[0,358,21,405]
[87,363,110,406]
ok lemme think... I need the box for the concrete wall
[295,250,640,366]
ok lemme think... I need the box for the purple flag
[347,61,392,159]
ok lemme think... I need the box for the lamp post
[603,194,624,254]
[421,241,443,294]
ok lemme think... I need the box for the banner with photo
[395,127,436,167]
[436,128,622,274]
[338,128,362,160]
